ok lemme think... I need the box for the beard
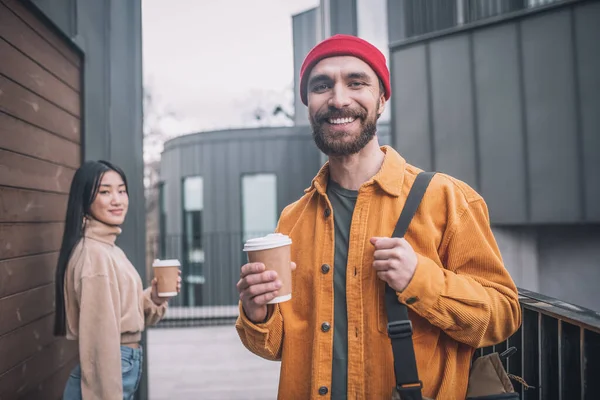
[310,106,378,156]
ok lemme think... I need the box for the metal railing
[147,233,269,327]
[477,288,600,399]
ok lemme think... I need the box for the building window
[182,176,204,306]
[241,173,278,242]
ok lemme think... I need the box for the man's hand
[237,262,296,324]
[371,237,418,292]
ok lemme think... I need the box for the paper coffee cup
[243,233,292,304]
[152,259,180,297]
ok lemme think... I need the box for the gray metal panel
[390,44,432,170]
[30,0,76,38]
[537,225,600,312]
[221,141,235,233]
[77,0,110,159]
[292,8,318,125]
[200,141,213,233]
[328,0,358,35]
[574,2,600,222]
[521,9,580,222]
[387,0,407,42]
[473,23,527,223]
[271,138,286,212]
[210,142,229,233]
[228,140,243,234]
[107,0,146,284]
[430,34,478,188]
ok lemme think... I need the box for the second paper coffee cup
[152,259,180,297]
[243,233,292,304]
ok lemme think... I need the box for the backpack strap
[386,171,436,400]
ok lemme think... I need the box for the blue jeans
[63,345,143,400]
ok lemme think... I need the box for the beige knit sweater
[63,218,167,399]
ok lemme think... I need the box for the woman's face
[89,170,129,226]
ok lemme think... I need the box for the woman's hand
[150,270,182,306]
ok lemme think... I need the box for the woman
[54,160,180,400]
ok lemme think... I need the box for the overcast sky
[142,0,318,137]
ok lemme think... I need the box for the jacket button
[324,208,331,218]
[406,296,419,305]
[321,264,330,274]
[318,386,328,395]
[321,322,331,332]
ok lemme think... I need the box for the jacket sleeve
[77,271,123,399]
[398,198,522,348]
[235,302,284,361]
[143,287,168,326]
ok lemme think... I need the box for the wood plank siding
[0,1,81,398]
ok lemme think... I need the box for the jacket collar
[84,217,122,246]
[305,145,406,197]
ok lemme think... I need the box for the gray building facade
[291,0,600,311]
[386,0,600,311]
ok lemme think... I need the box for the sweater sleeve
[143,287,168,326]
[398,198,522,348]
[235,303,284,361]
[78,273,123,399]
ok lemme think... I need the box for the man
[236,34,521,399]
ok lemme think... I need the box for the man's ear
[377,95,386,117]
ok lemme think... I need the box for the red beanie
[299,34,391,106]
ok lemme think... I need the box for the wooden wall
[0,0,81,398]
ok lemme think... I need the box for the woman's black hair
[54,160,128,336]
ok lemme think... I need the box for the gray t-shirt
[326,179,358,400]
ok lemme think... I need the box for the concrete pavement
[147,325,281,400]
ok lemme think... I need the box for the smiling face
[89,170,129,226]
[306,56,386,156]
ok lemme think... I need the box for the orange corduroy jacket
[236,145,522,400]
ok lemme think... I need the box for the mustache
[316,107,366,122]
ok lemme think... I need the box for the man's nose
[328,83,351,109]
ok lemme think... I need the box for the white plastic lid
[152,259,181,267]
[243,233,292,252]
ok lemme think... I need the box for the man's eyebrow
[308,74,331,87]
[346,72,371,81]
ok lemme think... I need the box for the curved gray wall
[161,126,321,236]
[160,124,391,306]
[160,126,321,306]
